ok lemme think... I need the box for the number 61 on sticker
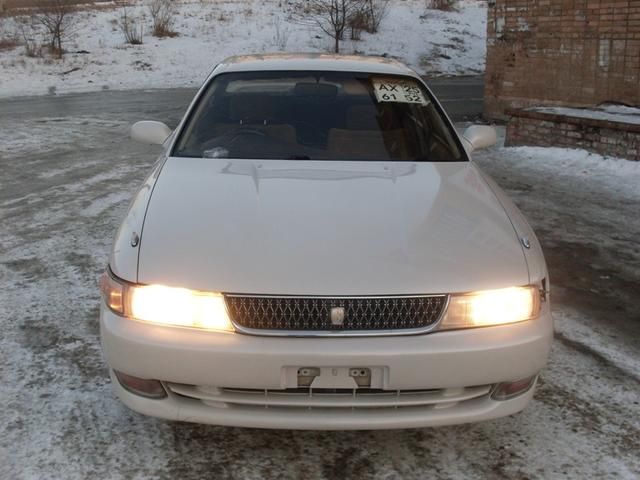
[372,78,429,105]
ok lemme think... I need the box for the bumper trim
[165,383,493,408]
[100,305,553,391]
[110,371,536,430]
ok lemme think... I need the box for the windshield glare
[173,71,465,162]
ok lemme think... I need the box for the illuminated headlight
[100,271,234,332]
[440,286,541,330]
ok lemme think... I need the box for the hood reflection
[220,160,417,183]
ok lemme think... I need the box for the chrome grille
[224,295,447,333]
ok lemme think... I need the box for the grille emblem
[330,307,346,326]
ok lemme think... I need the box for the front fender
[109,157,167,282]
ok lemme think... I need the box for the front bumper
[100,305,553,430]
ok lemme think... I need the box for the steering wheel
[200,127,267,152]
[238,116,280,126]
[233,127,267,137]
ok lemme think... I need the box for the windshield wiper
[286,154,311,160]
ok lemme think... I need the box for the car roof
[213,53,418,77]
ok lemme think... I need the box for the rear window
[173,71,465,162]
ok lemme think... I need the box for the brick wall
[485,0,640,120]
[506,109,640,159]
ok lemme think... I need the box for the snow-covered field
[0,0,487,98]
[1,90,639,478]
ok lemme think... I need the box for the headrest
[346,105,381,130]
[294,82,338,98]
[229,95,274,123]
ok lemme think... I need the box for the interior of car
[175,73,462,161]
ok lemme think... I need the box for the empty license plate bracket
[283,366,385,389]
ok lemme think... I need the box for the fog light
[114,370,167,399]
[492,375,538,401]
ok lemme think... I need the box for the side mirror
[131,121,172,145]
[462,125,497,153]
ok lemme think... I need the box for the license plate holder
[283,366,385,389]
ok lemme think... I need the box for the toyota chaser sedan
[100,54,552,430]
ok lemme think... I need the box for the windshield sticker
[372,78,429,105]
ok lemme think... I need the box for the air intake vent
[224,295,447,335]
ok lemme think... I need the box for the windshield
[173,71,465,162]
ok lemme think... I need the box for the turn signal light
[492,375,538,401]
[113,370,167,399]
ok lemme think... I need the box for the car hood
[136,158,529,295]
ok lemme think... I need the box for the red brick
[485,0,640,120]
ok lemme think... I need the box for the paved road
[427,75,485,121]
[1,84,638,479]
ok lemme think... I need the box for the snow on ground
[473,136,640,479]
[0,0,487,98]
[1,92,639,477]
[492,144,640,201]
[530,104,640,125]
[476,135,640,382]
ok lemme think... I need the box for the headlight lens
[440,286,540,330]
[100,271,234,332]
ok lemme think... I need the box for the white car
[100,54,552,430]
